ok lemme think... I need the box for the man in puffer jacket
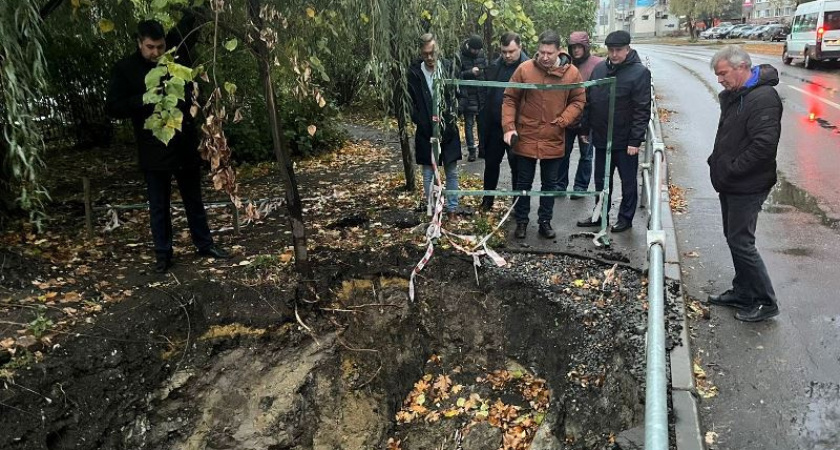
[502,30,586,240]
[558,31,603,198]
[706,45,782,322]
[577,30,651,233]
[457,35,487,161]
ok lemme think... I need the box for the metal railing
[640,80,669,450]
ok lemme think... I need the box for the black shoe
[153,256,173,274]
[735,303,779,322]
[570,192,586,200]
[468,152,477,162]
[611,221,632,233]
[197,245,231,259]
[538,222,556,239]
[577,217,602,227]
[707,290,751,310]
[480,198,494,212]
[514,223,527,239]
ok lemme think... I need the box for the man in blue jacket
[706,45,782,322]
[577,30,651,233]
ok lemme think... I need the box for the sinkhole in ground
[1,249,675,450]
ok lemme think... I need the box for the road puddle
[765,174,840,230]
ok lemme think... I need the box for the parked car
[746,25,769,39]
[732,25,757,38]
[701,27,720,39]
[724,24,750,38]
[762,24,790,41]
[711,25,735,39]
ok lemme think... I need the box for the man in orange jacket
[502,30,586,239]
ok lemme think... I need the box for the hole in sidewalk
[1,249,679,450]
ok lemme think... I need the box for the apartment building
[596,0,682,38]
[744,0,796,24]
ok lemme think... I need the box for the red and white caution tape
[409,138,514,300]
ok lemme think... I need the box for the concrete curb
[659,155,706,450]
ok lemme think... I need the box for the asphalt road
[636,43,840,449]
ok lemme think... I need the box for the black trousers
[720,191,777,306]
[593,147,639,225]
[144,166,214,259]
[482,127,519,204]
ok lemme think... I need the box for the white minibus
[784,0,840,68]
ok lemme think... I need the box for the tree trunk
[483,11,495,60]
[687,16,696,41]
[391,67,415,192]
[389,2,416,192]
[246,0,312,281]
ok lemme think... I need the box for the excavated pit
[1,248,673,450]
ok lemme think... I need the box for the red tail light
[817,26,825,43]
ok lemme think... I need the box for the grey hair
[419,33,436,49]
[710,45,752,70]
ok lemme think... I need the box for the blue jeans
[557,129,593,192]
[720,191,777,306]
[514,157,561,224]
[463,113,481,152]
[422,163,459,212]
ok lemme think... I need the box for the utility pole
[609,0,616,32]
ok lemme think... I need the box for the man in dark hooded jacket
[106,15,229,274]
[558,31,603,197]
[457,35,487,161]
[706,45,782,322]
[407,33,462,219]
[479,31,528,211]
[577,30,651,233]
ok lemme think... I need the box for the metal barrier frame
[641,78,669,450]
[431,76,617,247]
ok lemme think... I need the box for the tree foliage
[0,0,50,226]
[526,0,597,46]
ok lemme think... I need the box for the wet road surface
[637,43,840,449]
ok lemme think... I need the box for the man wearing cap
[502,30,586,239]
[577,30,651,233]
[458,35,487,162]
[558,31,603,199]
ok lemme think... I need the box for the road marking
[787,84,840,111]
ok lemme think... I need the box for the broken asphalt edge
[660,154,706,450]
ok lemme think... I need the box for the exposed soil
[1,121,682,449]
[1,245,680,450]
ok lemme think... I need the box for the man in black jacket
[706,45,782,322]
[577,30,651,233]
[457,35,487,162]
[407,33,462,219]
[106,17,229,274]
[479,31,527,211]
